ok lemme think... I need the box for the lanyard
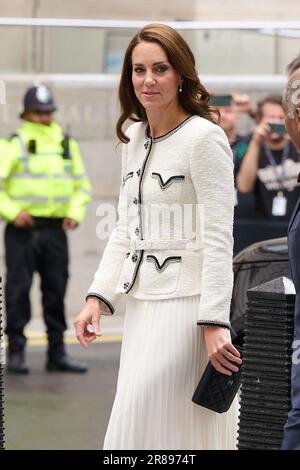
[231,135,241,162]
[263,141,290,191]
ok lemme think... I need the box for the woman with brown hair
[74,23,241,450]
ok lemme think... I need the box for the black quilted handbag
[192,346,243,413]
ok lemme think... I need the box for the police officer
[0,83,92,373]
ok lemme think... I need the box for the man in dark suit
[281,55,300,449]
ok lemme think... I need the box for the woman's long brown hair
[116,23,219,143]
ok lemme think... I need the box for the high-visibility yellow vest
[0,121,91,223]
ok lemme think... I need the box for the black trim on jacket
[197,320,230,330]
[126,138,153,294]
[86,293,114,314]
[122,171,134,187]
[151,172,185,190]
[146,255,182,273]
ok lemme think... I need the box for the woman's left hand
[203,325,242,376]
[74,298,102,349]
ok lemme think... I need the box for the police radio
[62,134,70,159]
[28,139,36,154]
[62,124,71,159]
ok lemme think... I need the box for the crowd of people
[212,90,300,253]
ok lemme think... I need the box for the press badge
[272,191,287,216]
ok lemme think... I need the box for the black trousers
[4,223,69,360]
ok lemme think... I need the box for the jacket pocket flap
[146,255,182,272]
[151,172,185,190]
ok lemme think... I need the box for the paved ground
[4,340,122,450]
[0,223,126,450]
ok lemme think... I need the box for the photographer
[236,95,300,223]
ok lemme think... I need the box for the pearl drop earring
[179,84,183,93]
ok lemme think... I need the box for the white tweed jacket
[87,115,235,328]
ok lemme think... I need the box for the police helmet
[20,82,57,118]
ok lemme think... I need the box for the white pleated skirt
[103,295,239,450]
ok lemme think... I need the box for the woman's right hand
[74,297,102,349]
[203,325,242,376]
